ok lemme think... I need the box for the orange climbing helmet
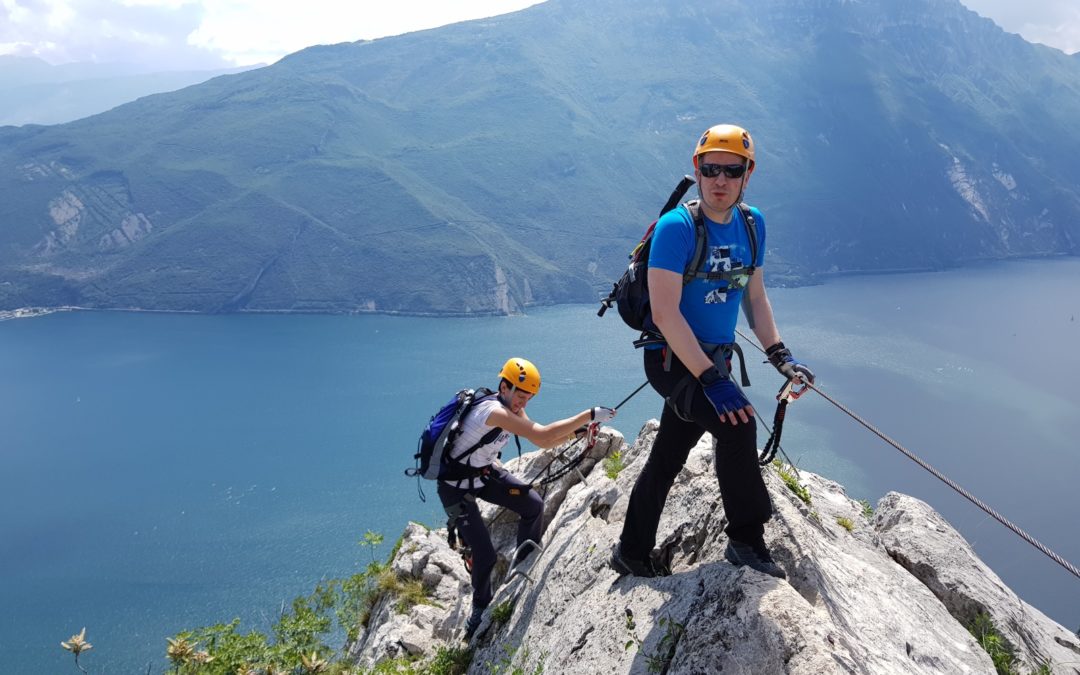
[693,124,755,172]
[498,357,541,394]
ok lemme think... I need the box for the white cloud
[1,0,230,68]
[960,0,1080,54]
[186,0,544,66]
[0,0,544,68]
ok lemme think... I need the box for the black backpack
[597,175,759,337]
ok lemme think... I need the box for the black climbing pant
[438,466,543,610]
[619,348,773,561]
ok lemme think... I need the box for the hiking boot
[463,607,484,640]
[725,539,787,579]
[611,544,659,578]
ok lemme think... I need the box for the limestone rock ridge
[351,421,1080,674]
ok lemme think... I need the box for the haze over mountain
[0,56,258,127]
[1,0,1078,315]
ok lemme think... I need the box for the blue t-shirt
[648,203,766,345]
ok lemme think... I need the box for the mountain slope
[2,0,1079,314]
[0,56,256,126]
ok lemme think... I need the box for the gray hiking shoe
[725,539,787,579]
[611,544,663,578]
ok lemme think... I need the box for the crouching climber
[439,357,616,638]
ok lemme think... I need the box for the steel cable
[735,329,1080,581]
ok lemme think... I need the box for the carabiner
[585,421,601,449]
[777,378,808,403]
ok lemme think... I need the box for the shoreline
[2,254,1075,322]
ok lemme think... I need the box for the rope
[735,329,1080,581]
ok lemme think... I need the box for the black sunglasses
[699,163,747,179]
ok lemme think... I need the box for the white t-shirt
[442,397,511,490]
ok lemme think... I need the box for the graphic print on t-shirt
[705,246,732,304]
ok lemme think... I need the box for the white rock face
[346,522,473,669]
[350,424,1078,674]
[875,492,1080,673]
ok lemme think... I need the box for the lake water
[2,258,1078,673]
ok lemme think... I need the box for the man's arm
[649,267,714,377]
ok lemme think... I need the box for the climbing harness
[735,328,1080,582]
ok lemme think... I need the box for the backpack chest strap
[684,201,758,288]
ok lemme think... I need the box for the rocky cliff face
[351,422,1079,673]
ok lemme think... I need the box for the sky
[0,0,1077,72]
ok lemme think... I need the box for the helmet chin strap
[696,175,748,222]
[499,385,515,407]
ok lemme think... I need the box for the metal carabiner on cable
[778,376,809,403]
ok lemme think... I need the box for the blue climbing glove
[699,366,751,417]
[766,341,815,384]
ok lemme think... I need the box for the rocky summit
[351,422,1079,673]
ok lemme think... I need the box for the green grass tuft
[772,460,811,505]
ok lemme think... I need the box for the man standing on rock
[611,124,814,579]
[441,357,616,638]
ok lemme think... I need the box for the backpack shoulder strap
[683,200,708,286]
[447,388,502,464]
[737,202,759,273]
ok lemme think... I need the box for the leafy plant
[490,600,514,626]
[336,569,383,636]
[623,608,685,673]
[836,517,855,532]
[272,590,334,667]
[968,612,1020,674]
[300,650,330,673]
[361,530,385,565]
[166,528,412,673]
[367,655,420,674]
[858,499,874,518]
[603,450,626,479]
[182,619,271,673]
[166,635,197,672]
[426,645,474,675]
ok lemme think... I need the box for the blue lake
[2,258,1078,673]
